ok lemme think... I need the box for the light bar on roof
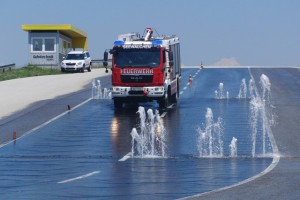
[114,40,125,45]
[152,40,162,45]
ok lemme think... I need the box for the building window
[45,38,55,51]
[32,38,43,51]
[60,40,71,55]
[67,42,71,52]
[31,37,56,52]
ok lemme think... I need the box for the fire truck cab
[104,28,181,109]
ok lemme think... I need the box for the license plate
[131,87,143,91]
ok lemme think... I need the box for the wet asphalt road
[0,68,299,199]
[0,75,111,143]
[186,68,300,200]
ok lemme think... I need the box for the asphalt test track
[0,67,299,199]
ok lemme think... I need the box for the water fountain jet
[197,108,224,157]
[131,107,167,158]
[249,74,273,157]
[229,137,238,157]
[91,79,111,99]
[237,78,247,99]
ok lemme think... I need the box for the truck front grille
[121,75,153,83]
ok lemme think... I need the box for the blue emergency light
[114,40,125,45]
[152,40,162,45]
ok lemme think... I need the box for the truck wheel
[159,91,168,109]
[171,82,179,103]
[114,98,123,109]
[170,90,178,103]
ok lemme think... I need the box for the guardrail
[91,59,112,62]
[91,59,111,67]
[0,63,15,72]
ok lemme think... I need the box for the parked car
[61,51,92,72]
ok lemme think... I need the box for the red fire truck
[103,28,181,109]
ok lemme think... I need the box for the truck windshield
[114,48,160,67]
[66,54,84,60]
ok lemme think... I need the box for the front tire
[171,82,179,103]
[158,90,169,109]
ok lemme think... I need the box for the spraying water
[249,74,273,157]
[226,91,230,99]
[155,110,167,157]
[131,106,167,158]
[197,108,224,157]
[248,78,256,99]
[260,74,271,103]
[237,78,247,99]
[215,83,230,99]
[260,74,272,155]
[215,83,225,99]
[91,79,111,99]
[130,128,142,156]
[92,79,99,98]
[229,137,238,157]
[250,97,261,157]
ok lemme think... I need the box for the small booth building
[22,24,87,67]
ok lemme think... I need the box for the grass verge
[0,66,63,81]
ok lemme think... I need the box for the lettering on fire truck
[121,68,153,75]
[123,44,152,49]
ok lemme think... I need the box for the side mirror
[103,51,108,66]
[104,52,108,61]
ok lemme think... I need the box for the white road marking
[57,171,100,184]
[183,86,187,90]
[119,152,132,162]
[0,98,92,148]
[180,91,184,95]
[161,112,167,118]
[167,104,174,109]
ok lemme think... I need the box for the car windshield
[66,53,84,60]
[114,48,160,67]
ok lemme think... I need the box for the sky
[0,0,299,67]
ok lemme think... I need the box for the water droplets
[91,79,111,99]
[249,74,274,157]
[131,107,167,158]
[197,108,224,157]
[237,78,247,99]
[229,137,238,157]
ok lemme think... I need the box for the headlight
[61,62,65,66]
[77,62,83,66]
[155,87,164,91]
[113,87,120,92]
